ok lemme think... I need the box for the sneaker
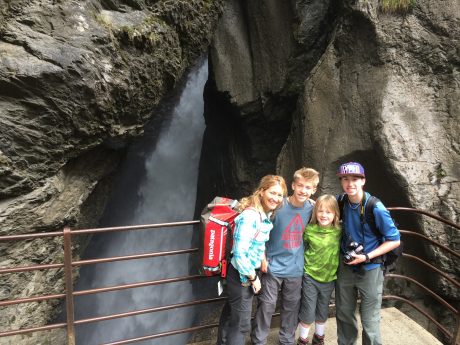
[311,333,325,345]
[297,337,310,345]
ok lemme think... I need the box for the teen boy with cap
[251,168,319,345]
[335,162,400,345]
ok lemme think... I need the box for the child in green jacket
[297,194,341,345]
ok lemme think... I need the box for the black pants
[216,264,254,345]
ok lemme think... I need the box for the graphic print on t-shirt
[281,214,304,250]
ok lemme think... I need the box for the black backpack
[338,193,403,273]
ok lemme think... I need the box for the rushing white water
[74,59,208,345]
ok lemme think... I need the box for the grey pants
[335,261,384,345]
[251,272,302,345]
[299,274,335,324]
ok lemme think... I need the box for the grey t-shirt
[265,198,313,278]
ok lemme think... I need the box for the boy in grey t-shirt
[251,168,319,345]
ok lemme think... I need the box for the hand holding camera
[343,241,364,264]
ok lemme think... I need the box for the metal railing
[386,207,460,345]
[0,208,458,345]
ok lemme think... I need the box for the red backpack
[200,197,240,278]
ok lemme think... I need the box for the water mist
[74,59,208,345]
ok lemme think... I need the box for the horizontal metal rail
[386,274,457,314]
[401,253,460,289]
[0,322,67,338]
[0,262,64,274]
[0,292,66,307]
[74,274,207,297]
[0,230,65,241]
[399,229,459,258]
[71,220,200,235]
[76,296,226,325]
[388,207,460,230]
[0,274,207,307]
[0,248,198,275]
[101,322,220,345]
[383,295,451,339]
[0,220,200,242]
[74,248,198,267]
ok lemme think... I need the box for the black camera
[343,242,364,263]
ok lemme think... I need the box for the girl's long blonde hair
[310,194,341,228]
[238,175,287,213]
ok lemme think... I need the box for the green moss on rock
[380,0,416,13]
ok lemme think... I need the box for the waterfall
[74,58,208,345]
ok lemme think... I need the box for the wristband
[248,275,257,282]
[364,254,371,264]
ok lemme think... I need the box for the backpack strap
[337,193,347,221]
[361,195,390,267]
[362,195,381,239]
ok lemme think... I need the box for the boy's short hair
[293,167,320,187]
[337,162,365,178]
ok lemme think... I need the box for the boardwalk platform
[190,307,442,345]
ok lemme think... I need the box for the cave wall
[0,0,223,343]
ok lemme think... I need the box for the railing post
[63,227,76,345]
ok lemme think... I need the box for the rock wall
[280,0,459,282]
[0,0,223,343]
[196,0,338,208]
